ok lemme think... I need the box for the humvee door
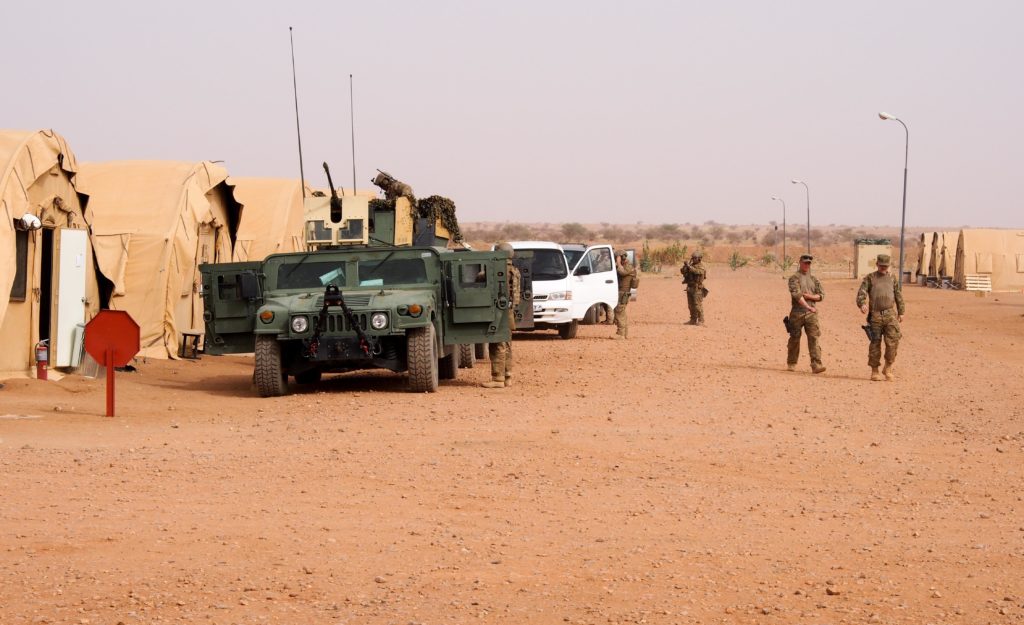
[200,262,264,354]
[441,252,517,344]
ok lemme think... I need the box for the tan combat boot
[812,364,827,374]
[882,363,894,381]
[786,364,796,372]
[870,367,883,381]
[481,378,505,389]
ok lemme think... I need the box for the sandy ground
[2,267,1023,625]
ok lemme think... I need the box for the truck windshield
[527,249,569,281]
[277,261,346,289]
[563,249,585,270]
[357,258,428,286]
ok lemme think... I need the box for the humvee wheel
[294,369,322,385]
[583,305,599,325]
[439,344,460,380]
[254,335,288,397]
[558,320,579,340]
[407,326,439,392]
[474,343,486,360]
[458,344,476,368]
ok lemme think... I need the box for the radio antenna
[289,27,306,198]
[349,74,358,194]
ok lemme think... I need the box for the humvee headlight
[259,310,275,323]
[291,315,309,333]
[370,312,389,330]
[407,304,423,317]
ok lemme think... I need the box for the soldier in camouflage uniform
[856,253,906,381]
[681,251,707,325]
[482,242,522,388]
[613,251,636,339]
[786,254,827,374]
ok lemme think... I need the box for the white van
[508,241,618,339]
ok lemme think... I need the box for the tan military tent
[954,229,1024,292]
[1,129,100,379]
[936,231,959,278]
[77,161,240,359]
[230,177,306,261]
[914,232,933,282]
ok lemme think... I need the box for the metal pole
[349,74,357,194]
[289,27,306,198]
[897,118,909,281]
[803,183,810,253]
[772,196,786,270]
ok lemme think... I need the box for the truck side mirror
[574,266,591,276]
[239,272,261,300]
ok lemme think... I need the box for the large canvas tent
[915,232,935,282]
[954,229,1024,292]
[937,231,959,279]
[230,177,305,262]
[1,129,100,379]
[77,161,240,359]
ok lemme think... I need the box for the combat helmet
[495,241,515,258]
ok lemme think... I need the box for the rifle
[861,314,881,342]
[323,162,343,223]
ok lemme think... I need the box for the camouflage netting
[369,198,395,213]
[416,195,463,242]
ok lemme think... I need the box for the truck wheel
[474,343,486,360]
[458,344,475,368]
[294,369,322,385]
[407,326,439,392]
[583,305,599,325]
[254,335,288,397]
[439,344,460,380]
[558,320,579,340]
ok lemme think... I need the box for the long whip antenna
[289,27,306,198]
[349,74,358,193]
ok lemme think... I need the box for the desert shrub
[728,251,749,271]
[760,251,776,266]
[561,222,589,241]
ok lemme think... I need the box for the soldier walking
[786,254,827,373]
[681,251,707,325]
[857,253,905,381]
[482,242,522,388]
[613,251,636,339]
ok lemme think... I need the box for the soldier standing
[786,254,827,373]
[681,251,707,325]
[482,242,522,388]
[613,251,636,339]
[856,253,906,381]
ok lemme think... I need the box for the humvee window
[461,263,486,286]
[278,261,346,289]
[357,258,427,286]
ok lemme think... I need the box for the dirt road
[2,267,1023,624]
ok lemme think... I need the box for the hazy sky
[4,1,1022,228]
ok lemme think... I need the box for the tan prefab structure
[0,129,100,379]
[853,240,892,279]
[77,161,240,359]
[915,232,933,280]
[230,177,305,261]
[954,229,1024,292]
[936,231,959,278]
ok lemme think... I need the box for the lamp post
[790,179,810,253]
[879,111,909,282]
[771,195,786,270]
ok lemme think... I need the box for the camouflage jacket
[508,261,522,308]
[856,271,905,315]
[616,262,636,295]
[788,271,824,312]
[682,261,706,289]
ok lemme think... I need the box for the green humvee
[201,246,516,395]
[200,166,523,396]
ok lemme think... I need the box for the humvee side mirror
[574,266,591,276]
[239,272,261,300]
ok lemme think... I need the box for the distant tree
[761,231,778,246]
[561,222,589,241]
[501,223,533,241]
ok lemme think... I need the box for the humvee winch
[200,166,525,396]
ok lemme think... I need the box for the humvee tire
[407,326,439,392]
[255,335,288,397]
[439,345,460,380]
[558,320,579,340]
[294,369,322,385]
[458,344,475,368]
[474,343,486,360]
[583,305,599,325]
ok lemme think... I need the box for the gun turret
[323,162,343,223]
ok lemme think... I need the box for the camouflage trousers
[488,309,515,380]
[613,291,630,337]
[868,308,901,367]
[686,287,704,323]
[787,310,822,368]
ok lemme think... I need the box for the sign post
[84,311,140,417]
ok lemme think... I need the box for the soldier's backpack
[630,272,640,289]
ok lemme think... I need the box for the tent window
[975,253,994,274]
[9,230,29,301]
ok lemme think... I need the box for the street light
[771,195,786,270]
[790,179,811,253]
[879,111,909,281]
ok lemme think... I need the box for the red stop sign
[85,310,140,367]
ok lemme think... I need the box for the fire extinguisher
[35,339,49,381]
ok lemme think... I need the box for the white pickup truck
[508,241,619,339]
